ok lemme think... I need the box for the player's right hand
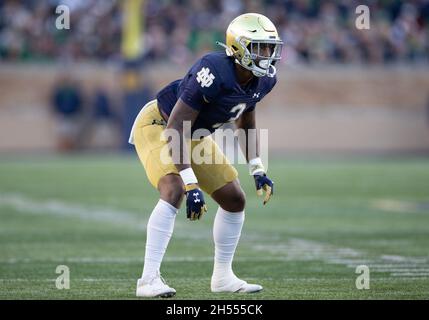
[184,183,207,221]
[254,174,274,205]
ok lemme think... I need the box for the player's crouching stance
[129,13,282,298]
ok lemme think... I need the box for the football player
[129,13,283,297]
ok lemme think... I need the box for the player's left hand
[254,174,274,205]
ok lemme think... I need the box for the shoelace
[147,271,167,286]
[159,274,167,285]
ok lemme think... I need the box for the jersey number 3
[212,103,246,129]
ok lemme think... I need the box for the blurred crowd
[0,0,428,65]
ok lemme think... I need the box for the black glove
[254,174,274,205]
[184,183,208,221]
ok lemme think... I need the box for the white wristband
[179,168,198,185]
[248,157,265,175]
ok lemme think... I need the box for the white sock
[212,207,245,280]
[141,199,178,281]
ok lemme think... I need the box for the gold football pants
[131,100,238,195]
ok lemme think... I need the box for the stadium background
[0,0,428,299]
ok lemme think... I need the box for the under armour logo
[193,192,201,203]
[253,92,260,99]
[196,67,215,88]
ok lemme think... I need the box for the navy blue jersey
[156,51,277,135]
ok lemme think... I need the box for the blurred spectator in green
[1,0,428,65]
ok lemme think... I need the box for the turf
[0,154,428,299]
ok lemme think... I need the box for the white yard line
[253,238,429,278]
[0,193,208,238]
[0,255,335,264]
[0,277,426,283]
[0,193,147,229]
[0,278,134,282]
[371,199,429,214]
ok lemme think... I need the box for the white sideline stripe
[1,257,211,264]
[371,199,429,214]
[3,254,429,277]
[0,278,134,282]
[392,273,429,277]
[1,255,327,264]
[0,193,196,236]
[253,238,429,279]
[0,277,426,283]
[0,193,147,229]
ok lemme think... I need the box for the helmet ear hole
[231,45,242,58]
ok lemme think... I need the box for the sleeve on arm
[179,58,222,111]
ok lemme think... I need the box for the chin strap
[246,61,276,77]
[253,64,277,78]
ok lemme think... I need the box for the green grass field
[0,154,428,299]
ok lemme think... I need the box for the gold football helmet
[217,13,283,77]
